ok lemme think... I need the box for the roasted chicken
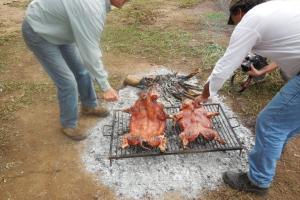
[173,99,225,148]
[121,88,168,152]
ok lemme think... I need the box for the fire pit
[103,103,242,165]
[83,67,254,199]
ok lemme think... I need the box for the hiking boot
[222,171,268,196]
[61,127,88,141]
[81,105,110,117]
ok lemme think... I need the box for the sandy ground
[1,0,300,200]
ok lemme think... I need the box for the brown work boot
[81,105,110,117]
[61,127,89,141]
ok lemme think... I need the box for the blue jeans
[22,20,98,128]
[248,74,300,188]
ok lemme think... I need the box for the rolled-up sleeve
[207,27,260,96]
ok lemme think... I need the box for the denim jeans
[248,74,300,188]
[22,20,98,128]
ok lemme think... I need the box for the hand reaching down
[103,88,119,102]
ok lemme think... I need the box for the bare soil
[0,0,299,200]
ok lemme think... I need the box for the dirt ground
[0,0,300,200]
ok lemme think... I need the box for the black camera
[241,54,268,72]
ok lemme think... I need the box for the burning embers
[121,88,226,152]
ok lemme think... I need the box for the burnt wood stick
[175,83,200,97]
[181,69,200,80]
[178,81,201,92]
[162,89,175,105]
[182,83,202,91]
[182,91,196,100]
[171,92,183,100]
[186,89,201,96]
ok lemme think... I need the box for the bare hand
[248,65,262,77]
[103,88,119,102]
[201,82,210,101]
[194,95,206,105]
[110,0,128,8]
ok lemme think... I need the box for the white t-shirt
[208,0,300,96]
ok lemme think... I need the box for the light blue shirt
[25,0,112,91]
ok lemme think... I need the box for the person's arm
[195,27,261,104]
[195,82,210,104]
[247,62,278,77]
[208,27,260,97]
[196,62,278,104]
[68,5,118,101]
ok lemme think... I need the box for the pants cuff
[247,171,270,189]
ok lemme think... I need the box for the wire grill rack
[102,103,243,164]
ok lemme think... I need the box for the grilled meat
[174,99,225,148]
[121,88,168,152]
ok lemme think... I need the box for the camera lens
[241,61,251,72]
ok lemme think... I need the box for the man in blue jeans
[22,0,128,140]
[196,0,300,195]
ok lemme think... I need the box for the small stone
[169,186,175,191]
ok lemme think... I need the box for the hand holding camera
[247,65,264,77]
[230,54,269,93]
[241,54,268,73]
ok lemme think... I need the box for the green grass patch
[222,70,285,118]
[3,0,31,8]
[0,32,25,73]
[103,0,226,65]
[117,1,160,25]
[102,24,226,65]
[178,0,204,8]
[102,25,207,62]
[199,43,225,70]
[107,0,163,26]
[0,81,54,121]
[0,33,18,46]
[201,11,228,31]
[0,63,5,72]
[204,12,226,21]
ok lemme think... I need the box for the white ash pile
[82,67,255,199]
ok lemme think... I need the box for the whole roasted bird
[173,99,225,148]
[121,88,168,152]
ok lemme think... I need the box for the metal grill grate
[103,103,243,163]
